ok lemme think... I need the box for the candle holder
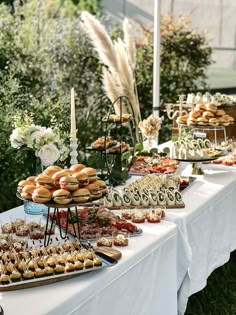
[70,137,78,166]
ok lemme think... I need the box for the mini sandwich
[96,180,107,194]
[70,163,85,173]
[43,165,62,177]
[59,176,79,191]
[52,189,72,204]
[72,171,89,187]
[52,170,72,187]
[32,187,52,203]
[81,167,97,182]
[85,182,102,199]
[72,188,90,203]
[35,174,55,190]
[21,185,36,200]
[26,176,37,184]
[17,180,34,193]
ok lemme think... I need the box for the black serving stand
[43,203,82,247]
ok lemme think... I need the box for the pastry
[54,264,65,274]
[93,257,102,267]
[74,261,84,271]
[0,274,10,285]
[97,237,112,247]
[121,192,131,207]
[34,268,45,278]
[157,191,166,206]
[175,191,183,205]
[22,270,35,280]
[10,270,21,282]
[104,192,113,208]
[131,211,145,224]
[165,190,175,206]
[84,259,93,269]
[112,190,122,207]
[146,211,161,223]
[113,234,128,247]
[130,192,141,206]
[140,193,150,207]
[149,190,158,206]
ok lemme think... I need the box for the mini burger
[52,170,72,187]
[52,189,72,205]
[70,164,85,173]
[17,180,34,193]
[32,187,52,203]
[82,167,97,182]
[59,176,79,191]
[72,171,89,187]
[96,180,107,194]
[35,174,55,190]
[85,182,102,199]
[26,176,37,184]
[21,185,36,200]
[43,165,62,177]
[72,188,90,203]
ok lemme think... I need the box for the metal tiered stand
[86,96,138,185]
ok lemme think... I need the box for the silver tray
[0,251,117,292]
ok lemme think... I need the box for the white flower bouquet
[9,117,69,168]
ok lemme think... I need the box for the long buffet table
[1,163,236,315]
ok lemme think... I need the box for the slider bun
[96,180,107,193]
[72,171,88,181]
[187,119,196,126]
[82,167,97,182]
[43,165,62,177]
[18,180,34,192]
[195,103,206,111]
[52,189,72,204]
[26,176,37,184]
[59,176,79,191]
[176,115,188,124]
[189,110,201,119]
[202,111,214,118]
[196,117,208,125]
[206,103,217,112]
[224,115,234,122]
[85,182,102,199]
[35,174,54,189]
[215,109,226,116]
[21,185,36,200]
[52,170,72,181]
[209,118,219,125]
[72,188,90,203]
[32,187,52,203]
[70,164,85,172]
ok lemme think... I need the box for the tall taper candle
[70,88,76,139]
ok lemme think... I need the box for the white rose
[10,128,27,148]
[37,144,61,166]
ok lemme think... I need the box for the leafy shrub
[136,13,212,142]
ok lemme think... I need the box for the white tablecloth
[164,163,236,314]
[0,207,178,315]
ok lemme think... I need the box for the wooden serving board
[105,203,185,210]
[0,253,117,292]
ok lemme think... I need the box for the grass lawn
[185,251,236,315]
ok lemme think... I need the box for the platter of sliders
[103,174,186,209]
[0,237,118,291]
[177,102,234,127]
[17,164,108,207]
